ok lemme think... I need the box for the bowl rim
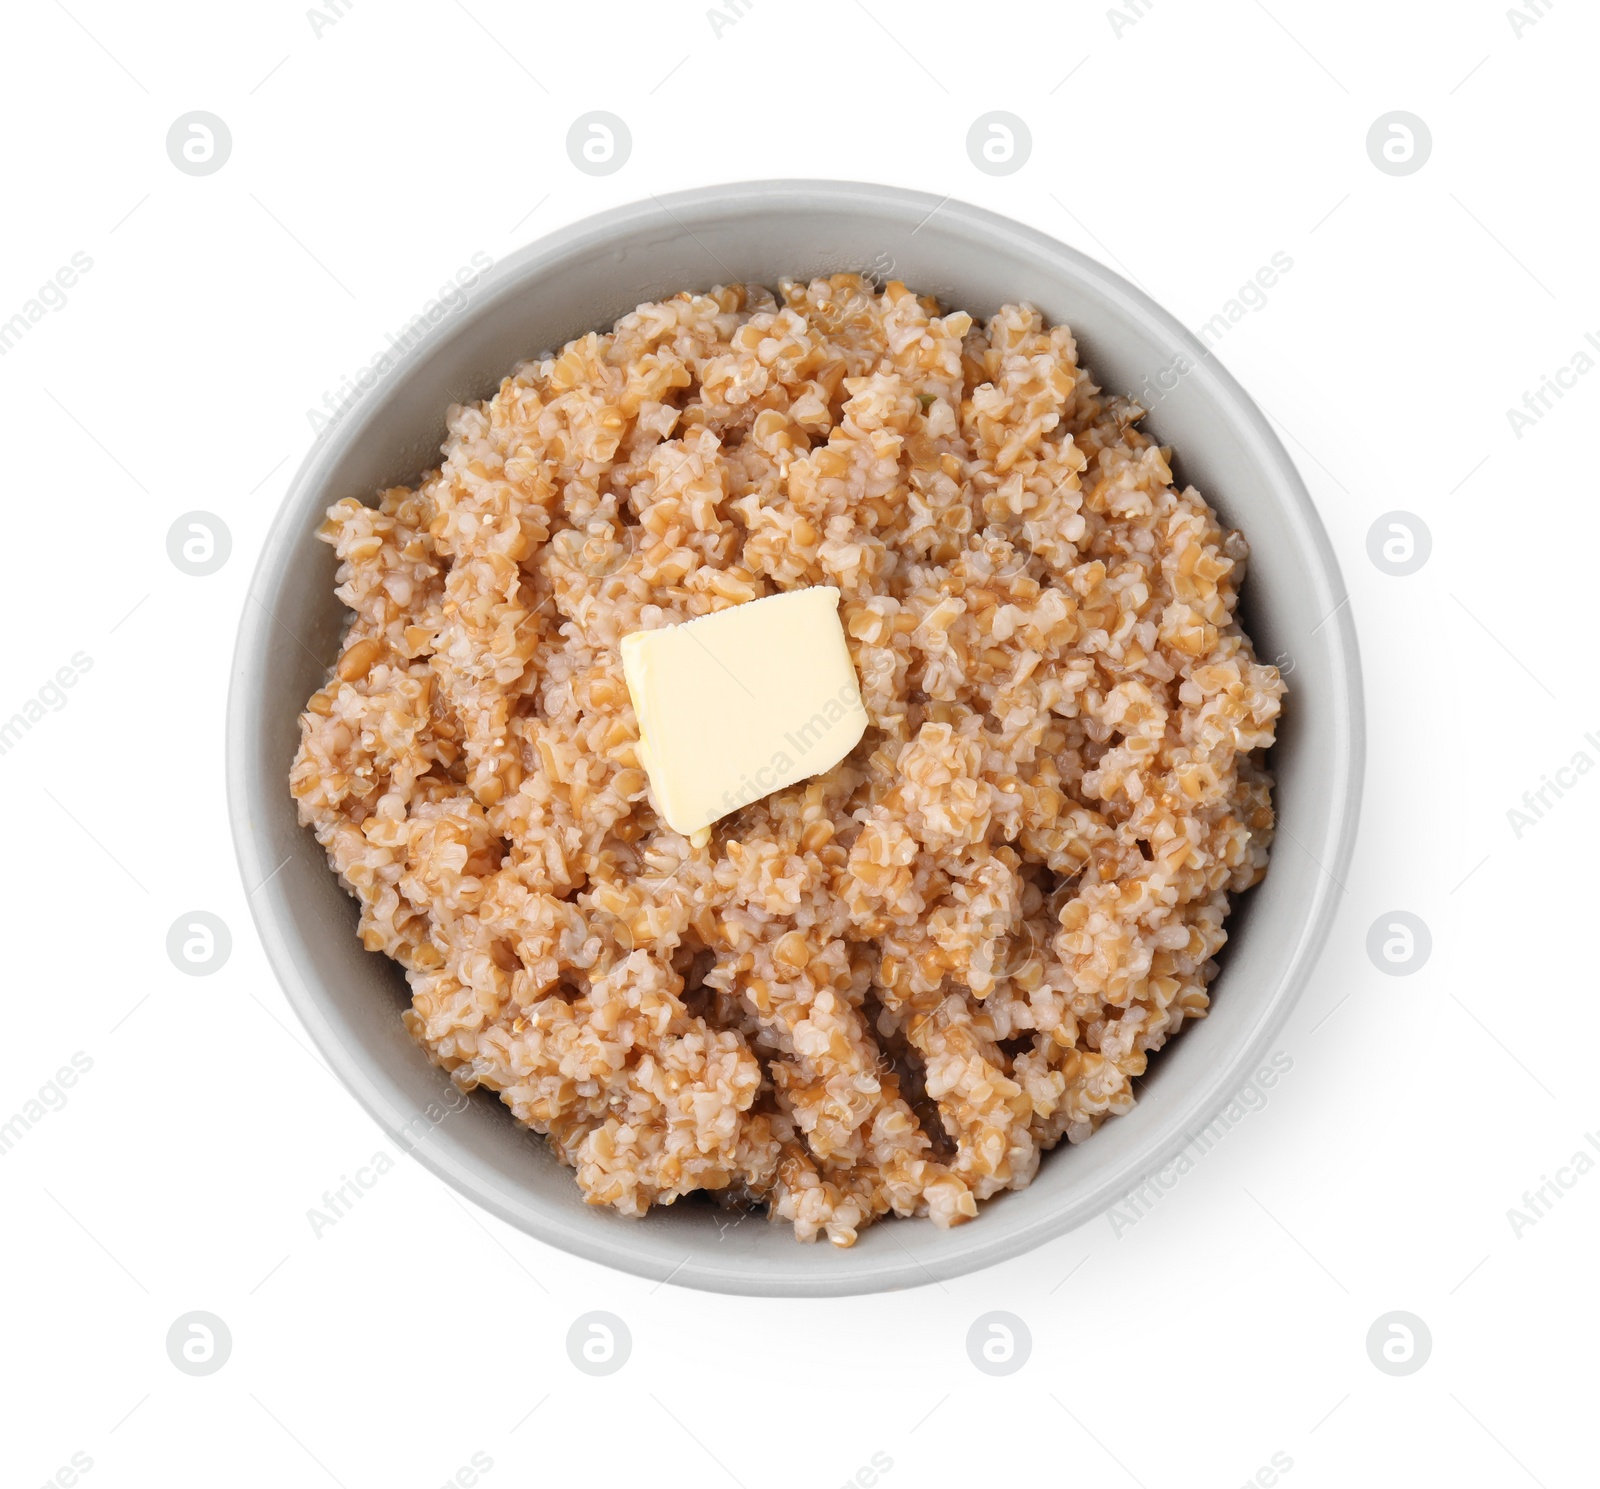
[227,178,1364,1295]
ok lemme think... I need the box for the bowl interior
[229,181,1361,1296]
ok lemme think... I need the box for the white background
[1,1,1592,1485]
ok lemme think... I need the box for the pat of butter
[620,586,868,840]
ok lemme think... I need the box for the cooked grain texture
[291,277,1284,1245]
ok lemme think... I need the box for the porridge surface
[291,276,1284,1245]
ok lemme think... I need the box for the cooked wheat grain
[291,277,1284,1245]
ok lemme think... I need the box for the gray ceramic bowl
[228,180,1362,1296]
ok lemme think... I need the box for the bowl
[227,180,1363,1296]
